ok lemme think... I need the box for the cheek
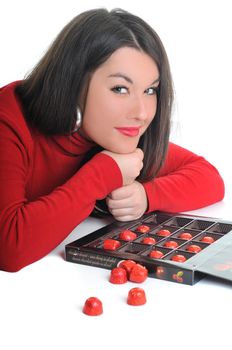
[82,89,108,137]
[82,92,123,140]
[82,106,114,145]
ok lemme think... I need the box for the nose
[130,96,148,121]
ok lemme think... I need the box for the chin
[110,144,138,154]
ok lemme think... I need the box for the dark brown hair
[16,8,173,182]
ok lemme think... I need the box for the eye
[145,87,158,95]
[111,86,128,94]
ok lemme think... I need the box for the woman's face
[80,47,159,154]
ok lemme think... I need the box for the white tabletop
[1,194,232,350]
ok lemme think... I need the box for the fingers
[135,148,144,172]
[135,148,144,160]
[111,209,143,222]
[107,205,142,222]
[106,196,131,211]
[108,185,133,201]
[106,181,148,222]
[106,186,136,215]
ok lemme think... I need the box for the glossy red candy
[119,230,137,241]
[103,239,121,251]
[142,237,156,245]
[129,263,148,283]
[187,244,202,253]
[109,267,127,284]
[164,240,178,249]
[157,229,171,237]
[149,250,164,259]
[201,236,214,244]
[82,297,103,316]
[127,287,147,306]
[179,232,193,240]
[118,260,136,276]
[171,254,186,263]
[136,225,150,233]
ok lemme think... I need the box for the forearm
[143,157,225,213]
[0,154,122,272]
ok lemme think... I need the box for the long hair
[16,8,173,182]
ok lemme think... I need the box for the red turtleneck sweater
[0,82,225,272]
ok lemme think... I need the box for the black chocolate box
[65,211,232,285]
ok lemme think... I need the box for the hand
[106,181,148,221]
[102,148,144,186]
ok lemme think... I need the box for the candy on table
[127,287,147,306]
[109,267,128,284]
[82,297,103,316]
[118,259,136,276]
[129,263,148,283]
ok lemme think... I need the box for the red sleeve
[0,113,122,272]
[143,143,225,213]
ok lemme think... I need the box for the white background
[1,1,232,349]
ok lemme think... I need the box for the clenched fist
[102,148,144,186]
[106,180,148,221]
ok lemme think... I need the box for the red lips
[115,127,140,137]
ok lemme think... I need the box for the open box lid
[177,231,232,282]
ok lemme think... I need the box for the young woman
[0,8,224,272]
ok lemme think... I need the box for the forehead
[93,47,159,83]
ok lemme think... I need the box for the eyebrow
[108,73,160,85]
